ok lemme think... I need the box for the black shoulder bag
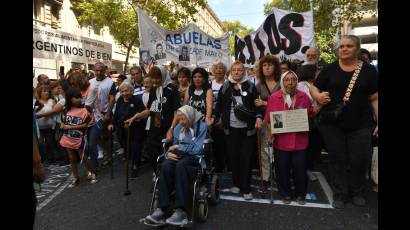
[319,61,363,123]
[231,83,256,122]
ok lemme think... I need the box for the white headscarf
[228,72,248,93]
[177,105,202,141]
[153,65,173,101]
[280,71,298,108]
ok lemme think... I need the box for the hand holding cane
[269,141,274,204]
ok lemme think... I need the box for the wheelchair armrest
[203,138,214,144]
[161,138,170,144]
[162,138,172,149]
[157,153,166,163]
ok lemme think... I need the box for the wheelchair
[140,136,220,228]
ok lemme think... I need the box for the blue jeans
[87,119,104,171]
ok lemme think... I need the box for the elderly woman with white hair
[110,81,146,178]
[265,70,321,205]
[214,60,263,200]
[145,105,207,226]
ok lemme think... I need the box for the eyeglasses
[339,45,355,49]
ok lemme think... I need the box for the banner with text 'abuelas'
[137,8,230,70]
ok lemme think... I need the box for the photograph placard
[270,109,309,134]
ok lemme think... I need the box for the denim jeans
[87,119,104,171]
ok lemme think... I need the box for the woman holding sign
[265,71,313,205]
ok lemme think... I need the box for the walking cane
[124,127,131,196]
[269,141,274,204]
[256,129,265,193]
[110,130,114,179]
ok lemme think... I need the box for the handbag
[231,85,256,122]
[319,61,363,123]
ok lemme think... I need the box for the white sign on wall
[137,8,230,70]
[33,25,112,66]
[235,8,315,65]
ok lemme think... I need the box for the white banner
[137,8,230,70]
[33,25,112,66]
[235,8,315,65]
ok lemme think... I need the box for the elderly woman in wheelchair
[144,105,210,226]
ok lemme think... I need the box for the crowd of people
[33,35,378,226]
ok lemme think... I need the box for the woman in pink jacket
[265,70,321,205]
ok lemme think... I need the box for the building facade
[33,0,139,84]
[33,0,223,85]
[340,2,378,58]
[192,4,224,38]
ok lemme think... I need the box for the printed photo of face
[179,46,190,62]
[155,43,166,60]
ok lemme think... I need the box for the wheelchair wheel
[209,175,220,204]
[197,200,208,222]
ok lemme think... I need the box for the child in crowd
[60,88,97,187]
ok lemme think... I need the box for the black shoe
[296,196,306,205]
[332,200,345,209]
[282,196,291,204]
[352,196,366,206]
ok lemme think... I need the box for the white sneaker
[243,193,253,200]
[90,173,98,184]
[116,148,124,155]
[98,146,104,159]
[68,177,79,188]
[230,186,240,194]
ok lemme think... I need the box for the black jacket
[214,80,263,136]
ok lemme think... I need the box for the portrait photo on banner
[154,42,166,60]
[179,45,190,62]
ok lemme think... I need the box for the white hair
[119,80,134,92]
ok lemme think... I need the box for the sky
[208,0,270,31]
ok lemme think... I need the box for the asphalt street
[34,153,378,230]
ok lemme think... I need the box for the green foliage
[264,0,377,63]
[222,21,253,56]
[71,0,206,72]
